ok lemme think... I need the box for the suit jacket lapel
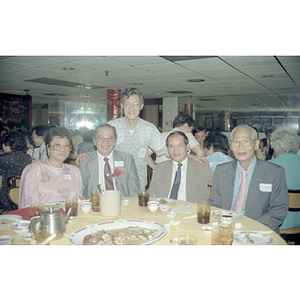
[164,162,173,197]
[224,160,237,209]
[89,152,99,189]
[245,159,264,214]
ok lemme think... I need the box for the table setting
[0,193,287,245]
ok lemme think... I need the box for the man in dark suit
[208,124,289,233]
[79,123,140,198]
[149,131,213,203]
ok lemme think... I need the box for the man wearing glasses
[77,88,166,190]
[208,124,289,234]
[78,123,140,198]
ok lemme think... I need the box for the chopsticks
[183,215,197,219]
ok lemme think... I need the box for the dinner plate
[157,198,177,205]
[0,215,22,226]
[212,210,243,220]
[234,231,274,245]
[68,219,167,245]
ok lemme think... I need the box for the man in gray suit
[79,123,140,198]
[208,124,289,233]
[149,131,213,203]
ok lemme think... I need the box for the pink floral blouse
[19,161,83,208]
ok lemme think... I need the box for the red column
[184,103,195,120]
[107,89,122,121]
[222,110,230,131]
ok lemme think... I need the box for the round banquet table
[0,197,287,245]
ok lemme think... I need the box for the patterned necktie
[170,163,182,200]
[233,170,247,213]
[104,157,114,190]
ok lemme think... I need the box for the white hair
[230,124,257,141]
[270,126,300,155]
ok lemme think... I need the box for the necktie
[104,157,114,190]
[233,170,247,213]
[170,163,182,200]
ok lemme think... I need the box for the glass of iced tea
[138,189,149,207]
[197,202,211,224]
[65,197,78,217]
[89,189,100,212]
[30,202,44,218]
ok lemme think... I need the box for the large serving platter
[68,219,167,245]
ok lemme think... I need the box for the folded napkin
[172,202,197,214]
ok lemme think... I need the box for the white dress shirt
[168,157,188,201]
[97,151,116,190]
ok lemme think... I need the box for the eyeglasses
[123,102,140,108]
[50,143,71,151]
[230,139,253,148]
[95,135,114,141]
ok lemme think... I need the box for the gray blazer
[208,158,289,233]
[79,150,140,198]
[149,157,214,203]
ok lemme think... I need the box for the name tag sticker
[114,161,125,167]
[63,174,72,181]
[259,183,272,192]
[138,148,147,158]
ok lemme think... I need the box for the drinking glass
[197,202,211,224]
[178,234,198,245]
[30,202,44,218]
[89,189,100,212]
[65,197,78,217]
[138,189,149,207]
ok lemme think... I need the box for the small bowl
[159,204,170,212]
[21,232,32,242]
[148,201,159,212]
[201,226,215,233]
[121,199,131,205]
[80,202,92,213]
[165,211,177,218]
[0,235,13,245]
[11,220,31,235]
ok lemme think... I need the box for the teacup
[148,201,159,212]
[80,202,92,213]
[11,220,31,235]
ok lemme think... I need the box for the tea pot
[29,207,72,242]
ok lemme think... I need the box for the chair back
[287,189,300,211]
[280,189,300,235]
[6,176,21,210]
[7,176,21,188]
[8,188,20,207]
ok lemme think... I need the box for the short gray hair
[120,87,144,104]
[270,126,299,155]
[230,124,258,141]
[94,123,117,141]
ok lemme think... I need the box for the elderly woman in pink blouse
[19,127,83,208]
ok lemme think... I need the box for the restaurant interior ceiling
[0,55,300,117]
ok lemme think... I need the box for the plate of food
[44,202,62,209]
[68,219,167,245]
[157,198,177,205]
[234,231,274,245]
[212,210,243,220]
[0,215,22,226]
